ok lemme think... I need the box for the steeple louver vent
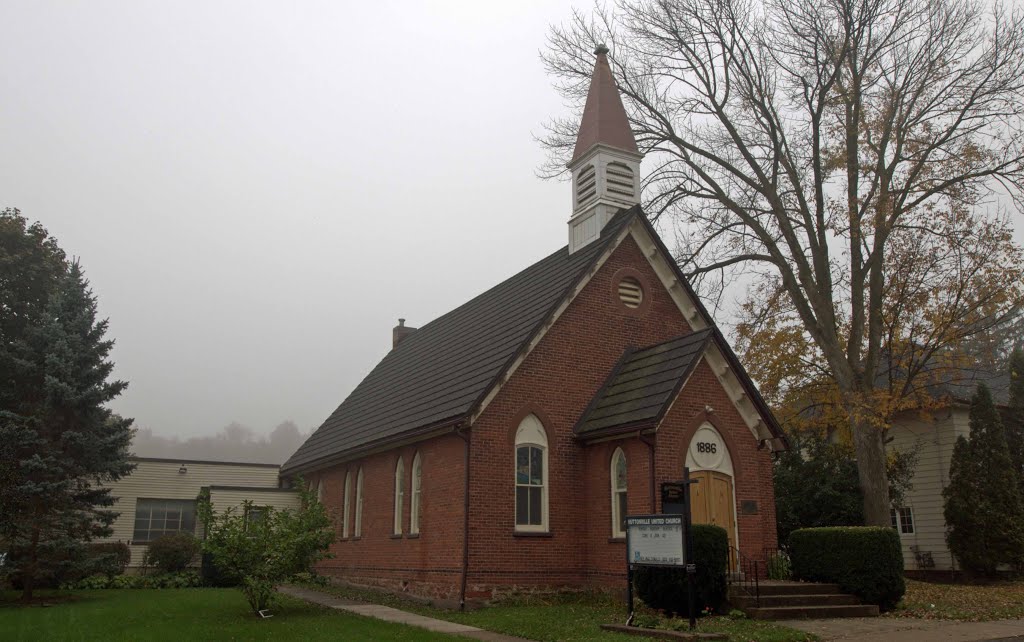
[576,164,597,208]
[606,162,634,200]
[618,277,644,308]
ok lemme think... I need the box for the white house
[98,457,299,569]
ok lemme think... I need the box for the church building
[282,46,787,605]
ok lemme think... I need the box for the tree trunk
[850,416,890,526]
[21,527,40,602]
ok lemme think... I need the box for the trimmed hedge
[789,526,905,611]
[633,524,729,617]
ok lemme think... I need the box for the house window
[899,507,915,534]
[245,506,267,529]
[891,507,915,534]
[355,467,364,537]
[611,448,627,538]
[410,453,422,535]
[133,499,196,543]
[317,478,324,503]
[514,414,548,532]
[343,471,352,538]
[394,457,405,535]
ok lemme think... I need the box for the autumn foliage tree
[542,0,1024,525]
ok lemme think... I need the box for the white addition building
[886,374,1010,574]
[98,457,299,569]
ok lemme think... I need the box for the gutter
[638,431,656,511]
[455,423,471,611]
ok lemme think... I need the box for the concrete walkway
[777,616,1024,642]
[278,585,531,642]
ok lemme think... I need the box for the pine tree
[943,383,1024,576]
[1006,348,1024,498]
[0,237,135,599]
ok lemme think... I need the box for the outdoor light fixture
[178,465,187,474]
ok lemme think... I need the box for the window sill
[338,537,349,542]
[352,536,362,541]
[406,533,420,539]
[390,533,404,539]
[513,530,553,538]
[608,536,626,543]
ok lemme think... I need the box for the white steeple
[567,45,643,254]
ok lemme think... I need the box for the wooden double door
[690,470,737,550]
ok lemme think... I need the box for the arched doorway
[685,423,738,551]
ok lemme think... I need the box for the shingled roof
[281,207,640,475]
[575,330,713,438]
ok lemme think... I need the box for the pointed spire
[571,45,639,164]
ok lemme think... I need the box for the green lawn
[304,583,816,642]
[0,588,457,641]
[889,579,1024,621]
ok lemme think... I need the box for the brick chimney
[392,318,417,349]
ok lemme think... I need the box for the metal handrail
[726,545,760,607]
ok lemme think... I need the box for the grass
[888,578,1024,622]
[302,582,817,642]
[0,588,458,641]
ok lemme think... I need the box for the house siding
[98,459,284,567]
[887,408,965,571]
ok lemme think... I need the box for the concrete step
[735,581,842,596]
[745,604,880,620]
[731,593,861,608]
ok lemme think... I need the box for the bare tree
[543,0,1024,525]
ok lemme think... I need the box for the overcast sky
[0,1,600,440]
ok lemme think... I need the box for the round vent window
[618,277,644,309]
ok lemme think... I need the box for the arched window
[342,471,353,538]
[354,468,364,537]
[514,414,548,532]
[410,452,422,535]
[611,448,627,538]
[393,457,405,535]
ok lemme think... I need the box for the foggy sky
[0,1,590,442]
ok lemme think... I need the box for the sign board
[661,482,686,515]
[625,514,685,567]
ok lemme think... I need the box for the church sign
[625,515,685,567]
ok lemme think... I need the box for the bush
[765,550,792,580]
[143,533,198,573]
[633,524,729,617]
[86,542,131,579]
[789,526,905,611]
[61,570,202,590]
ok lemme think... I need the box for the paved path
[777,616,1024,642]
[279,585,531,642]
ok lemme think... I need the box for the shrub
[789,526,904,611]
[633,524,729,617]
[198,482,334,614]
[86,542,131,579]
[61,570,202,590]
[765,550,792,580]
[143,533,198,573]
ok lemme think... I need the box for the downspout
[638,431,656,512]
[456,423,471,610]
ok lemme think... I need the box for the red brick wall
[310,232,779,600]
[465,234,777,597]
[311,432,468,599]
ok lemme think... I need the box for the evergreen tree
[0,216,135,600]
[1006,348,1024,498]
[943,383,1024,576]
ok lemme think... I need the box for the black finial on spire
[594,44,609,55]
